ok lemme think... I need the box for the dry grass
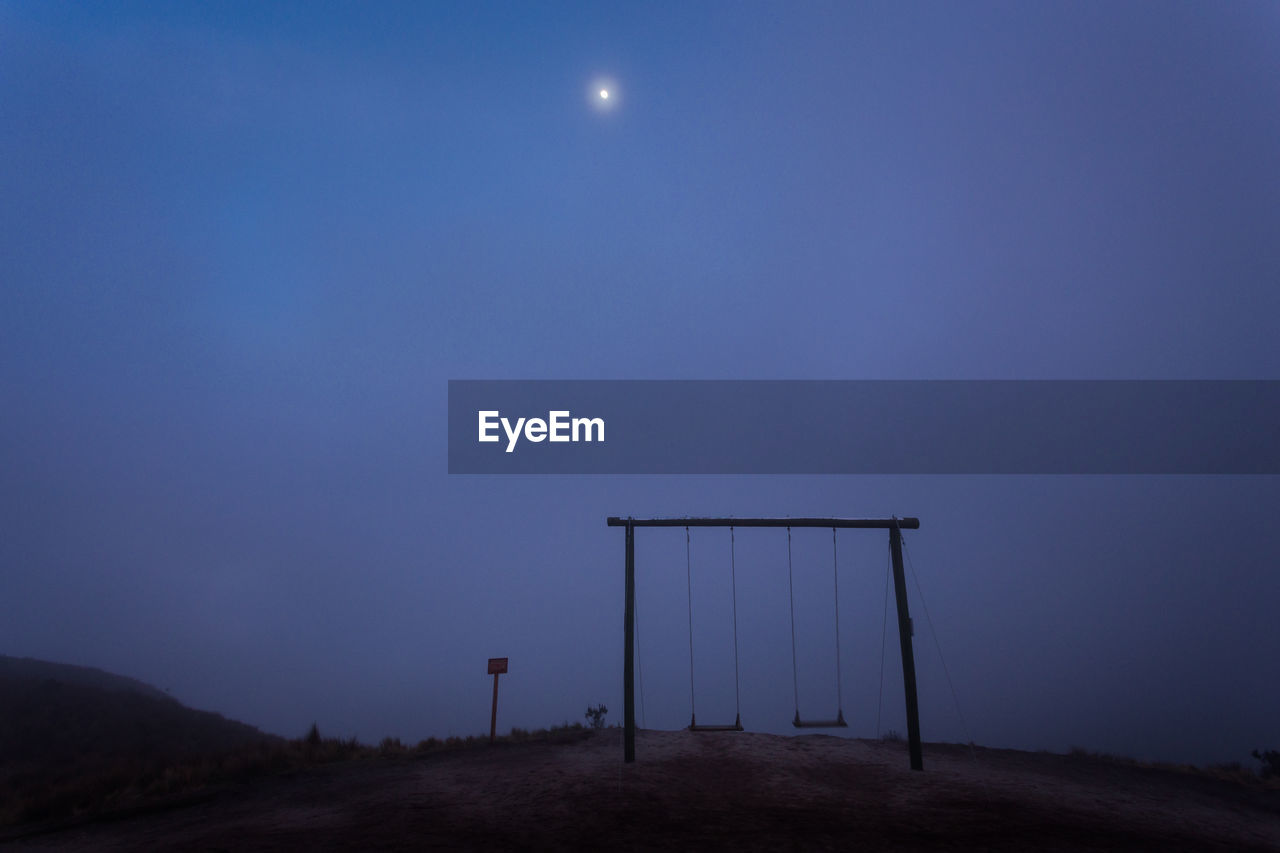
[13,730,1279,852]
[2,722,593,828]
[1064,745,1280,792]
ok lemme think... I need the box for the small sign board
[487,657,508,675]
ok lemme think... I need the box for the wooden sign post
[487,657,508,743]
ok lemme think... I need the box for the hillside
[6,728,1279,851]
[0,656,173,702]
[0,656,278,823]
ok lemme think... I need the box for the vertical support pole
[624,519,636,763]
[490,673,500,744]
[889,523,923,771]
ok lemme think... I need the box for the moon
[589,77,619,112]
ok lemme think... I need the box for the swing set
[607,516,924,770]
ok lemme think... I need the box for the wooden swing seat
[689,715,743,732]
[792,711,847,729]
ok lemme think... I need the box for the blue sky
[2,1,1278,764]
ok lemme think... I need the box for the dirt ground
[5,729,1278,851]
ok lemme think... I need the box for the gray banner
[447,380,1280,474]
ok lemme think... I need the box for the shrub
[585,704,608,729]
[1252,749,1280,779]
